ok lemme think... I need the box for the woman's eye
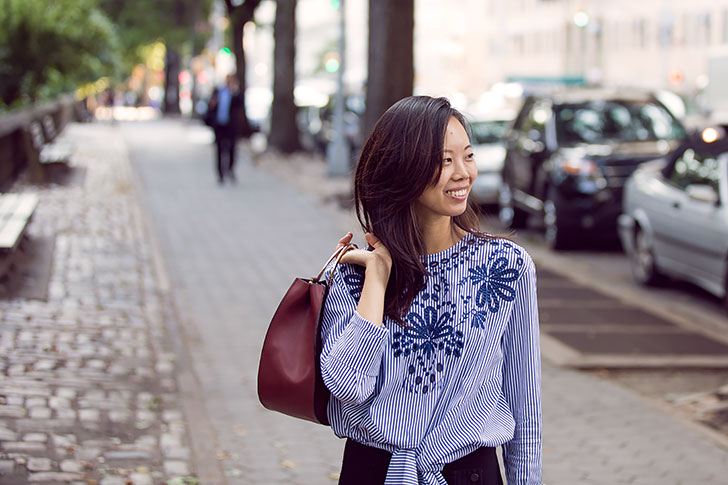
[443,158,453,164]
[466,153,475,161]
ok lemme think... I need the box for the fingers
[336,232,353,249]
[339,249,367,266]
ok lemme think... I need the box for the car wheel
[498,183,528,229]
[631,227,663,286]
[543,188,572,250]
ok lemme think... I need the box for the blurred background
[1,1,728,484]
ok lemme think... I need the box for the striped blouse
[320,234,542,484]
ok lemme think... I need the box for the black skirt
[338,438,504,485]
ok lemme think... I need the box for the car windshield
[470,120,510,144]
[555,100,686,145]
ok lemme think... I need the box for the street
[122,119,727,484]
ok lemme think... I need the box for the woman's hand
[336,232,392,283]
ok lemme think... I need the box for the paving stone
[55,408,77,420]
[49,397,71,409]
[0,405,27,418]
[0,459,14,475]
[59,460,83,473]
[163,460,190,476]
[23,433,48,443]
[78,409,100,422]
[26,457,53,472]
[26,397,47,408]
[28,472,84,482]
[99,476,126,485]
[3,441,47,452]
[104,450,152,461]
[29,407,52,419]
[0,427,18,441]
[129,472,153,485]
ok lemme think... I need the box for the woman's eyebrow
[443,144,472,153]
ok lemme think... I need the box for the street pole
[327,0,351,176]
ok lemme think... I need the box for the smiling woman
[318,96,543,485]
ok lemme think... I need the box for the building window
[703,12,712,44]
[638,19,647,49]
[659,15,674,48]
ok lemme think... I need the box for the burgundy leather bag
[257,243,356,425]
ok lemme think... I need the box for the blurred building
[235,0,728,117]
[480,0,728,100]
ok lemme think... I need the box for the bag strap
[312,243,358,284]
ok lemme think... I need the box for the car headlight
[556,158,608,192]
[558,158,600,176]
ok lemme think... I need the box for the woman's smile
[445,186,470,200]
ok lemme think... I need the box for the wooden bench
[33,116,73,164]
[24,118,72,182]
[0,193,38,252]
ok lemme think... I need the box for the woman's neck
[419,216,463,255]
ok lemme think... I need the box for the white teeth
[446,189,467,197]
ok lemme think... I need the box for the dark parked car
[499,88,687,249]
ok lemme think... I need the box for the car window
[470,120,509,144]
[522,103,548,138]
[555,100,685,145]
[669,148,721,192]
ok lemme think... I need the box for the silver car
[618,137,728,307]
[469,114,514,206]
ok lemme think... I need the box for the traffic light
[323,52,340,73]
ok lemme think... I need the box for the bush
[0,0,120,111]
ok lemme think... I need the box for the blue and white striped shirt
[320,234,542,484]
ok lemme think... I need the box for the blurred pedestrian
[206,74,242,184]
[320,96,542,484]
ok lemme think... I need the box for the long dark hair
[354,96,491,325]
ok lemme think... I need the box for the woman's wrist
[365,256,391,283]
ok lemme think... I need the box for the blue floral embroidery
[341,267,364,300]
[392,297,463,394]
[471,310,488,329]
[468,256,520,314]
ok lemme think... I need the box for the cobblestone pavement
[123,119,728,485]
[0,123,194,483]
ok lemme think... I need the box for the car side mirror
[685,184,719,205]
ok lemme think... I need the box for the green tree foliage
[100,0,212,72]
[0,0,120,109]
[99,0,212,113]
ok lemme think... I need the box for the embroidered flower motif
[471,310,488,329]
[468,256,519,314]
[392,303,464,394]
[341,267,364,300]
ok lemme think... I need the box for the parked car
[618,135,728,308]
[298,93,365,160]
[468,112,515,207]
[500,88,687,249]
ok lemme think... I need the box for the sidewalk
[77,118,728,484]
[0,122,194,483]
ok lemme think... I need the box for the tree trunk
[229,0,262,139]
[363,0,414,139]
[163,47,181,114]
[268,0,301,153]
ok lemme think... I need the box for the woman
[320,96,541,485]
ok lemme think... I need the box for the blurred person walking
[206,74,242,184]
[321,96,542,484]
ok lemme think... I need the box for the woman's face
[415,116,477,220]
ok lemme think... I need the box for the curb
[118,123,229,485]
